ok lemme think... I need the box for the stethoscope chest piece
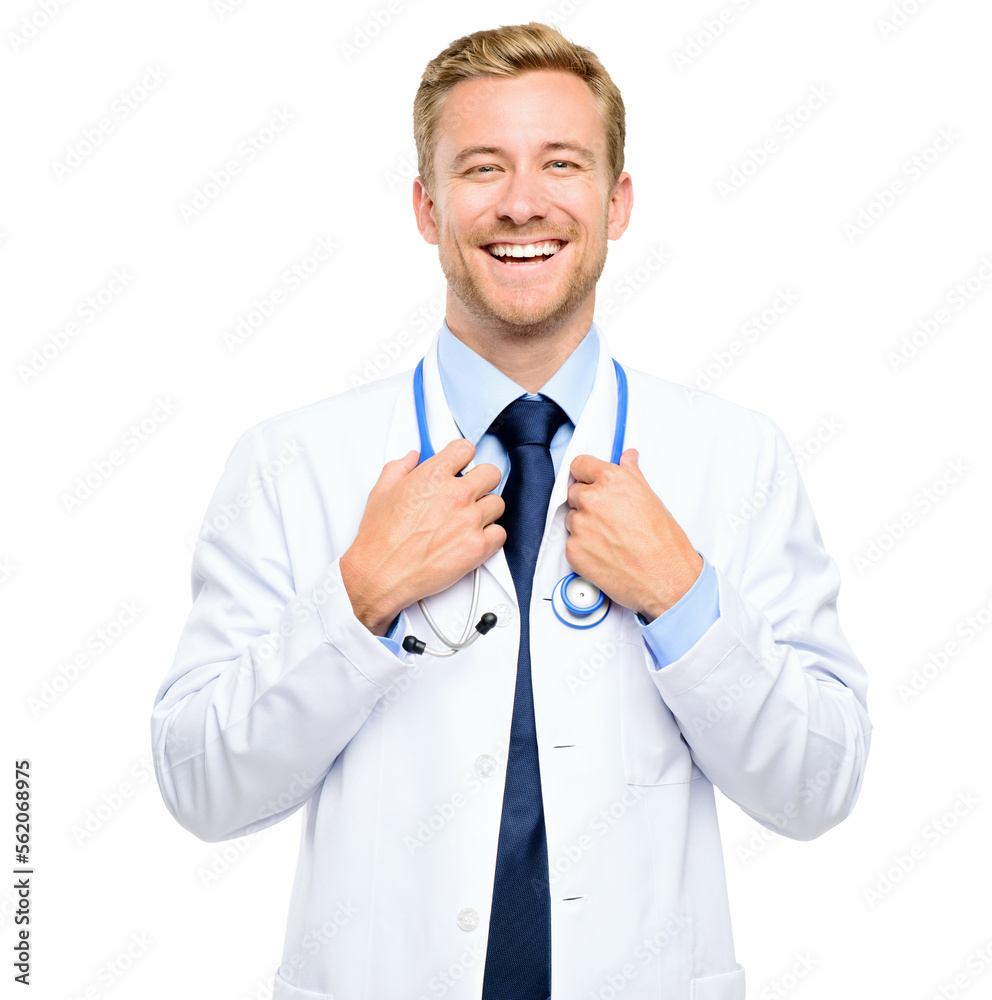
[551,572,611,628]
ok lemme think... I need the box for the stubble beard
[436,212,609,343]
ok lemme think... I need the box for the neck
[444,296,595,394]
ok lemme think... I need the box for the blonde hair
[413,21,625,198]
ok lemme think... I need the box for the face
[413,70,632,341]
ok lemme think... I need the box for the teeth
[487,240,563,258]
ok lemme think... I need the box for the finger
[369,449,419,497]
[481,521,507,558]
[476,491,505,526]
[461,461,503,498]
[427,437,477,475]
[569,452,609,484]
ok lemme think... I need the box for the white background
[2,1,991,997]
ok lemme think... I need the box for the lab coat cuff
[638,555,719,668]
[314,557,417,688]
[646,566,744,699]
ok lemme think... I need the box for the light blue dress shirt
[376,320,719,667]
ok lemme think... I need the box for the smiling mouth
[484,239,566,263]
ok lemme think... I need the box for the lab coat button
[474,754,497,778]
[457,908,479,931]
[492,603,513,626]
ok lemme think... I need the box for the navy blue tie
[482,396,568,1000]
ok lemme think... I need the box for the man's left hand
[565,448,703,623]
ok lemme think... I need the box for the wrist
[637,550,703,623]
[339,546,399,636]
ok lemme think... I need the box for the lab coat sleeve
[150,424,415,843]
[648,420,872,841]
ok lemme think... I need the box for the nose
[493,167,550,227]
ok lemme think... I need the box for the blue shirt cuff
[638,556,719,669]
[375,614,404,658]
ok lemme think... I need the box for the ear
[606,171,633,241]
[412,176,440,246]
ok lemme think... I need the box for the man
[151,22,871,1000]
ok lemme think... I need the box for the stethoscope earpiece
[402,610,496,656]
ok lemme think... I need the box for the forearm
[151,556,414,842]
[651,565,871,840]
[150,421,416,842]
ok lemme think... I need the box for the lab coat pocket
[618,610,694,786]
[690,964,746,999]
[272,971,334,1000]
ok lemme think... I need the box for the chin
[483,299,579,335]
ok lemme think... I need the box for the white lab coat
[151,326,871,999]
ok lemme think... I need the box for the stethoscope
[402,356,628,657]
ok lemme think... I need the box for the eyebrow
[450,141,596,170]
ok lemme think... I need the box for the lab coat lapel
[547,326,621,517]
[382,331,463,465]
[384,333,517,606]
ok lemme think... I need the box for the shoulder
[223,368,414,468]
[621,363,785,454]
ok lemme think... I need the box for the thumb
[618,447,645,480]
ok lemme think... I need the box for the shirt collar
[436,318,600,444]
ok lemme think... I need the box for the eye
[549,160,574,170]
[471,165,497,174]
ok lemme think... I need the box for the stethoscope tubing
[415,562,483,656]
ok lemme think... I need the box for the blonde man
[152,22,870,1000]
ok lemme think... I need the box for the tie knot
[488,396,568,452]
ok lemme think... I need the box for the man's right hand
[339,439,505,636]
